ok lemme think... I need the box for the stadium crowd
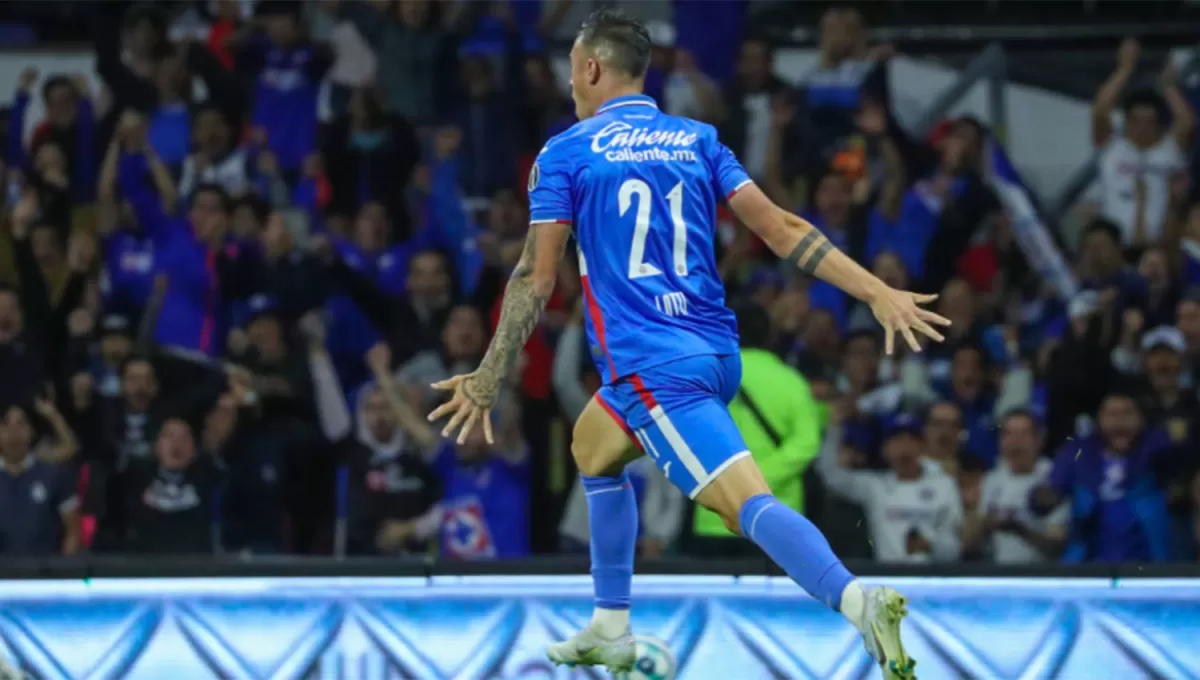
[1,0,1199,566]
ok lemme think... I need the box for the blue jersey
[529,94,749,383]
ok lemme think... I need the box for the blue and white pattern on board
[0,576,1198,679]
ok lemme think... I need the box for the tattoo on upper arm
[787,229,833,275]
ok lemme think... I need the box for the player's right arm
[726,181,950,354]
[429,142,573,443]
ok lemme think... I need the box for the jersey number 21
[619,179,689,280]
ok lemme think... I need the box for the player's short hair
[577,8,652,80]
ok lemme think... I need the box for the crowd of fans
[1,1,1199,566]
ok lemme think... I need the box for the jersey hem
[602,350,738,387]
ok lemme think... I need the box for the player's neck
[595,85,646,109]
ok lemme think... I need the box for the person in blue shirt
[6,70,96,204]
[945,343,1000,465]
[240,3,332,180]
[432,422,530,561]
[117,149,259,355]
[429,10,946,678]
[1077,218,1149,313]
[1032,391,1173,563]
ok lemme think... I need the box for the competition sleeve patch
[528,162,540,192]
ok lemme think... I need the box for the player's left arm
[727,183,950,354]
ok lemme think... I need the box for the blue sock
[739,493,855,610]
[581,471,638,610]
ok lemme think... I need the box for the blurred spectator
[818,411,963,563]
[936,343,1028,465]
[7,69,96,210]
[178,106,251,201]
[1178,288,1200,377]
[315,232,454,367]
[240,3,333,177]
[0,403,81,556]
[642,21,724,124]
[253,211,329,325]
[719,36,787,180]
[72,355,159,469]
[1091,39,1195,247]
[921,401,967,475]
[802,7,890,153]
[110,415,222,554]
[692,302,821,554]
[114,116,259,355]
[94,4,245,172]
[1045,290,1120,450]
[1137,245,1182,329]
[511,52,573,156]
[834,329,898,463]
[453,55,515,198]
[964,411,1067,564]
[322,88,420,226]
[397,305,486,415]
[344,0,457,124]
[1077,219,1146,314]
[1033,392,1172,562]
[431,410,529,560]
[914,118,1001,293]
[330,342,442,556]
[1,192,89,409]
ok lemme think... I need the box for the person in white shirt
[818,411,963,563]
[964,410,1068,564]
[1091,38,1195,246]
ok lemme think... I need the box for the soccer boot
[546,624,637,673]
[858,586,917,680]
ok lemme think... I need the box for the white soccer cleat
[546,624,637,673]
[858,586,917,679]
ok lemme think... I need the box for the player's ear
[586,57,601,86]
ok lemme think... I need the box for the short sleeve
[706,134,753,200]
[528,143,574,225]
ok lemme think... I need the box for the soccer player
[428,10,946,680]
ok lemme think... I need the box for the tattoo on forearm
[785,231,819,267]
[465,229,552,408]
[787,229,833,275]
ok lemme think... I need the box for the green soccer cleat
[546,624,637,673]
[859,586,917,680]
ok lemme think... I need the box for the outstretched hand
[868,288,951,355]
[427,372,498,445]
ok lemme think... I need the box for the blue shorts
[596,354,751,499]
